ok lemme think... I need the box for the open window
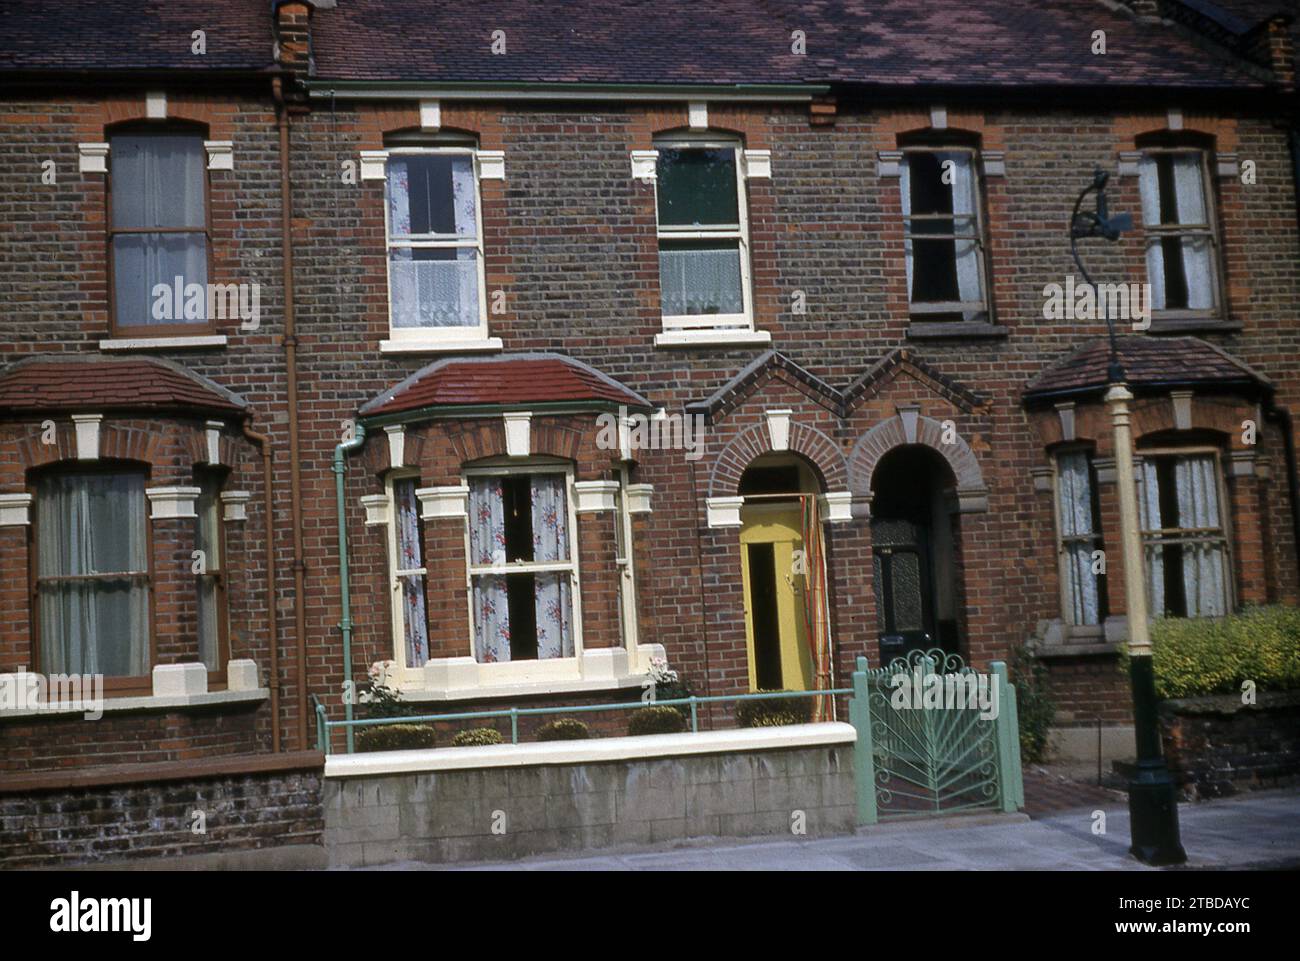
[108,126,211,335]
[384,139,488,346]
[33,467,151,687]
[1137,137,1221,322]
[654,137,753,332]
[900,141,989,322]
[465,466,577,663]
[1138,450,1231,617]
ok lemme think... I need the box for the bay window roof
[0,356,247,415]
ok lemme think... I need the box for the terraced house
[1,0,1298,866]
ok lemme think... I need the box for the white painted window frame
[1051,446,1106,631]
[614,466,639,653]
[654,136,755,334]
[385,471,431,684]
[460,461,586,679]
[383,146,490,346]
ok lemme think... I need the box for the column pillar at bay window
[1227,453,1268,605]
[145,486,200,668]
[416,493,469,665]
[574,490,622,652]
[0,521,31,666]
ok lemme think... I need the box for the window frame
[106,124,215,338]
[1137,446,1235,618]
[1139,147,1225,325]
[194,469,229,684]
[384,470,431,684]
[653,135,755,333]
[613,466,639,652]
[27,462,157,696]
[382,145,489,345]
[899,144,992,321]
[1050,446,1109,631]
[460,461,585,674]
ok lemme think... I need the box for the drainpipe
[272,75,309,749]
[241,417,281,753]
[333,422,367,754]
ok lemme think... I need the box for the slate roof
[1022,336,1271,400]
[360,353,652,417]
[0,0,274,74]
[0,356,247,414]
[309,0,1266,89]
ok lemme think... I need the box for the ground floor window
[1054,450,1108,626]
[388,476,430,670]
[467,468,575,662]
[1139,451,1230,617]
[35,468,150,676]
[194,470,226,671]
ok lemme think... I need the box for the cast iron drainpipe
[241,416,281,752]
[333,422,367,754]
[272,75,309,749]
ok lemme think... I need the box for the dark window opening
[747,543,783,689]
[502,475,533,562]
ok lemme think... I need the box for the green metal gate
[849,651,1025,824]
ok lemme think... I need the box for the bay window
[35,469,150,678]
[1054,450,1108,627]
[655,140,752,331]
[1138,150,1219,318]
[466,468,577,663]
[387,475,430,672]
[1139,451,1231,618]
[109,128,209,334]
[900,147,988,321]
[384,148,486,342]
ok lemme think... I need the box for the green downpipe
[333,422,367,754]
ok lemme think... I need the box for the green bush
[535,717,591,741]
[735,691,813,728]
[355,723,436,753]
[1010,646,1056,765]
[627,705,688,736]
[1121,605,1300,699]
[451,727,504,747]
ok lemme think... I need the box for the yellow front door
[739,505,815,692]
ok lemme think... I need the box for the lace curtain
[1139,455,1227,618]
[659,245,743,316]
[37,472,149,676]
[393,479,429,668]
[1056,452,1100,625]
[1139,154,1214,310]
[901,151,982,305]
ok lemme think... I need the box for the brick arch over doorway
[707,420,848,498]
[847,412,988,512]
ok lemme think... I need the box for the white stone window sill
[654,329,772,348]
[396,673,652,703]
[0,687,268,720]
[325,721,856,778]
[100,335,228,351]
[379,337,503,354]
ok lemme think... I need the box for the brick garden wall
[1159,691,1300,799]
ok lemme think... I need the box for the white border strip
[325,721,855,778]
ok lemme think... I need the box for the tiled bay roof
[1022,336,1271,400]
[0,356,247,414]
[360,353,652,418]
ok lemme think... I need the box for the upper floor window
[34,468,150,680]
[109,129,209,334]
[1054,450,1108,628]
[466,467,576,663]
[1139,451,1230,618]
[384,147,486,342]
[655,139,752,331]
[900,147,988,321]
[1138,150,1219,318]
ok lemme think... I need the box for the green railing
[313,687,853,756]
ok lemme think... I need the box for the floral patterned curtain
[531,475,573,658]
[393,479,429,668]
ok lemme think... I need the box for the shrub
[1010,645,1056,765]
[451,727,503,747]
[735,691,812,728]
[627,705,688,736]
[355,723,435,753]
[646,657,694,717]
[1121,605,1300,699]
[535,717,591,741]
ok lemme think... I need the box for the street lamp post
[1069,169,1187,866]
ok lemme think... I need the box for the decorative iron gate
[849,650,1025,823]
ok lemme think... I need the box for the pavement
[410,789,1300,871]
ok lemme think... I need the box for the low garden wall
[324,723,857,866]
[1159,691,1300,799]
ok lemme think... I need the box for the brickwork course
[1,0,1299,843]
